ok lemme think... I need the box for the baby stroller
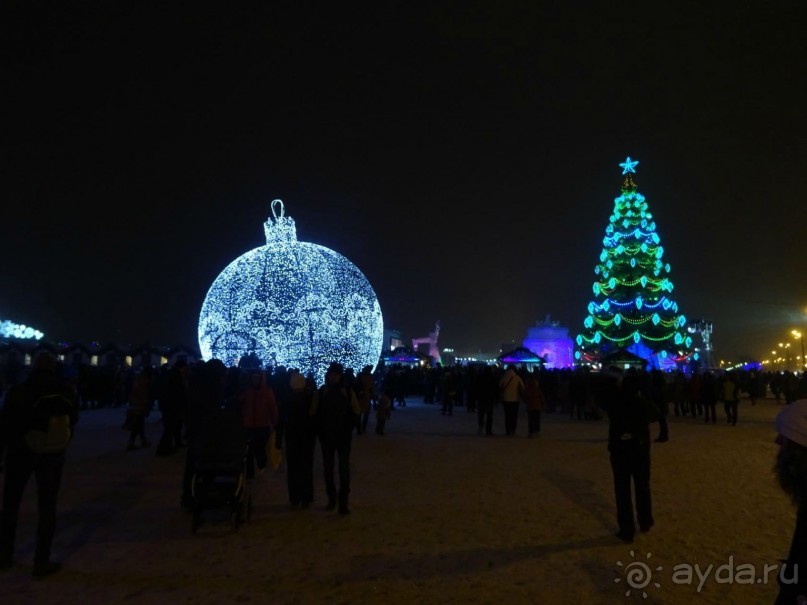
[190,407,252,533]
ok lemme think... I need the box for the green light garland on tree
[575,158,694,368]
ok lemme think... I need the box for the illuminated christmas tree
[198,200,384,383]
[575,157,695,369]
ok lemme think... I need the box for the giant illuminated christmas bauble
[198,200,384,382]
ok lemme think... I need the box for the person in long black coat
[156,360,189,456]
[597,367,656,544]
[310,362,360,515]
[284,372,316,508]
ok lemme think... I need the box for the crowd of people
[1,354,806,601]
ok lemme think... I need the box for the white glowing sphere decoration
[198,200,384,383]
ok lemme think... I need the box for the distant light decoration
[198,200,384,383]
[0,319,44,340]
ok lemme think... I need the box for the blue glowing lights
[0,319,44,340]
[619,156,639,174]
[198,200,384,382]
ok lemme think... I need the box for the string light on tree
[198,200,384,383]
[576,157,693,369]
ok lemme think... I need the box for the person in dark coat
[568,368,589,420]
[310,362,360,515]
[648,369,670,442]
[524,369,547,437]
[284,372,316,508]
[355,365,376,434]
[700,371,718,424]
[598,367,655,544]
[156,360,189,456]
[773,399,807,604]
[0,352,78,578]
[126,366,154,450]
[440,368,457,416]
[476,365,498,436]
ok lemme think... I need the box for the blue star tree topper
[619,156,639,174]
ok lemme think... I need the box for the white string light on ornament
[198,199,384,384]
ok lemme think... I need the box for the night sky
[4,3,807,363]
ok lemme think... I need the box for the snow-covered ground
[0,392,795,604]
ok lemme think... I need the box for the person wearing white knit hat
[773,400,807,604]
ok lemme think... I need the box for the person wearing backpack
[0,352,78,578]
[310,362,360,515]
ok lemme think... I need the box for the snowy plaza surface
[0,391,796,604]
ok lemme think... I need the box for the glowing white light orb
[198,200,384,383]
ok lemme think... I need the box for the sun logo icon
[615,550,663,598]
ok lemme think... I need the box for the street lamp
[793,330,805,372]
[779,342,792,372]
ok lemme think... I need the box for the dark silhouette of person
[311,362,360,515]
[355,365,376,434]
[498,365,525,436]
[0,352,78,578]
[648,369,669,442]
[284,372,316,508]
[476,365,498,435]
[441,368,457,416]
[569,368,589,420]
[181,359,227,510]
[773,399,807,603]
[598,367,655,544]
[524,369,547,437]
[126,366,154,450]
[423,367,437,404]
[156,360,188,456]
[700,371,718,424]
[720,372,740,426]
